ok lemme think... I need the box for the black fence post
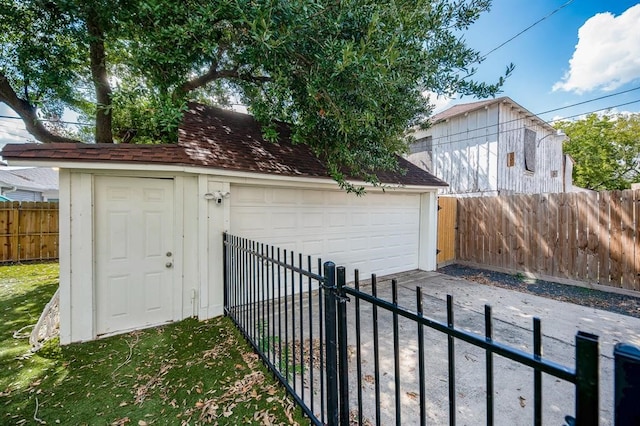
[223,232,228,313]
[323,261,338,426]
[575,331,599,426]
[336,266,349,426]
[614,343,640,425]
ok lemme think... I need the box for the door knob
[166,252,172,257]
[166,262,173,268]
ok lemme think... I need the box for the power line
[481,0,575,59]
[536,86,640,116]
[0,114,93,127]
[425,87,640,144]
[425,98,640,148]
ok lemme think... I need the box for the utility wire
[481,0,575,59]
[536,86,640,116]
[425,87,640,144]
[426,98,640,148]
[0,114,93,126]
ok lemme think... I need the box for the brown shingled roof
[1,103,447,187]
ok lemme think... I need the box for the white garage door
[230,186,421,278]
[95,176,175,336]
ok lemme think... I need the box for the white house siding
[411,104,499,196]
[497,103,565,194]
[5,189,42,201]
[408,100,567,196]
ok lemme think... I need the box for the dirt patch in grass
[439,264,640,319]
[0,263,307,425]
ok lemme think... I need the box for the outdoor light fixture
[204,191,230,204]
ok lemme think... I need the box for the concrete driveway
[318,270,640,426]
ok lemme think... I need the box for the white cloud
[422,91,455,113]
[553,4,640,93]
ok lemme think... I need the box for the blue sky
[2,0,640,149]
[435,0,640,120]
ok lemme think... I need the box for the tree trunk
[86,10,113,144]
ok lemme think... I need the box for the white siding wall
[497,103,565,194]
[410,104,499,196]
[408,101,566,196]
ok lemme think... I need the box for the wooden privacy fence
[0,201,59,263]
[456,190,640,292]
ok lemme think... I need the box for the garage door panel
[272,212,297,230]
[231,186,422,278]
[302,212,324,228]
[302,239,323,255]
[272,188,298,204]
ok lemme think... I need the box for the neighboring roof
[0,167,58,191]
[431,97,505,123]
[430,96,554,131]
[1,103,447,187]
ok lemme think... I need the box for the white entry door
[95,176,175,336]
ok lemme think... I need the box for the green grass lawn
[0,263,307,425]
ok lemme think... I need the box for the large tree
[1,0,510,189]
[555,113,640,191]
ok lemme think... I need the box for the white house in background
[407,97,575,196]
[0,167,59,201]
[1,102,447,344]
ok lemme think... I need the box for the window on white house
[524,128,536,172]
[410,136,433,170]
[410,136,432,154]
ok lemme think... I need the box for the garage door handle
[165,262,173,268]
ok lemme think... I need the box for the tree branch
[174,61,271,99]
[0,71,81,144]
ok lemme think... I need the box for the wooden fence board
[621,190,636,290]
[585,192,600,282]
[558,193,569,278]
[609,191,623,287]
[634,190,640,291]
[522,194,532,272]
[547,193,559,276]
[567,193,577,280]
[598,192,611,286]
[535,194,547,274]
[574,194,588,281]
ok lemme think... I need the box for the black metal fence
[224,233,329,425]
[223,234,635,425]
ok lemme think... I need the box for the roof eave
[3,158,444,191]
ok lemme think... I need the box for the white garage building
[2,103,447,344]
